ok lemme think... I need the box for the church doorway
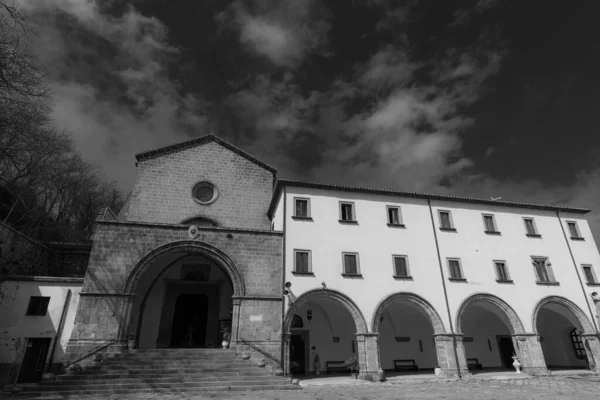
[170,294,209,348]
[130,252,234,349]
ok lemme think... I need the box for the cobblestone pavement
[23,375,600,400]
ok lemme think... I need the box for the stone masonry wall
[119,141,275,230]
[66,220,283,360]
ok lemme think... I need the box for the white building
[270,180,600,377]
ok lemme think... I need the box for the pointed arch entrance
[533,296,599,371]
[283,289,368,377]
[372,293,446,374]
[123,241,245,349]
[456,294,525,371]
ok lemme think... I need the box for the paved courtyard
[20,374,600,400]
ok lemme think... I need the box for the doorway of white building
[536,302,590,370]
[377,302,438,375]
[289,297,359,377]
[456,295,525,373]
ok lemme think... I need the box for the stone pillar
[433,333,469,378]
[582,333,600,372]
[512,333,548,376]
[356,333,380,380]
[282,333,292,376]
[230,297,241,346]
[117,294,135,351]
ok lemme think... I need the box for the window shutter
[395,258,408,276]
[584,266,595,283]
[345,255,357,274]
[546,262,556,283]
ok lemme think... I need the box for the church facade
[4,134,600,384]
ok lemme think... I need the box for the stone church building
[3,134,600,388]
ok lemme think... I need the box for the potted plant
[314,353,321,375]
[344,355,360,379]
[221,327,231,349]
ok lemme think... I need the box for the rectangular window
[387,206,402,225]
[447,259,463,280]
[583,265,596,284]
[494,261,510,282]
[532,257,555,283]
[483,214,498,232]
[340,202,355,222]
[568,221,582,239]
[524,218,538,235]
[26,296,50,316]
[439,211,454,230]
[294,198,310,218]
[393,256,410,277]
[294,250,311,273]
[343,253,360,275]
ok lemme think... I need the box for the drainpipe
[556,211,599,333]
[280,186,287,370]
[46,289,72,372]
[427,199,462,379]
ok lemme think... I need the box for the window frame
[386,206,404,227]
[447,258,465,281]
[582,264,597,285]
[342,252,361,276]
[293,197,311,219]
[482,214,500,234]
[438,210,456,231]
[293,249,313,275]
[570,328,587,360]
[493,260,512,283]
[339,201,357,223]
[25,296,50,316]
[531,256,558,285]
[567,221,583,240]
[392,255,411,279]
[523,217,541,237]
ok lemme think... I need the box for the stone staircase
[6,348,299,397]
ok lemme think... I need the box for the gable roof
[267,179,590,218]
[135,134,277,174]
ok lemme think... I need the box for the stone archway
[455,293,526,373]
[371,293,446,375]
[121,240,245,348]
[456,293,525,335]
[533,296,600,372]
[283,289,370,377]
[372,292,446,334]
[124,240,245,296]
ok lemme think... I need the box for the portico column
[356,333,380,380]
[582,333,600,372]
[512,333,548,376]
[118,294,136,350]
[433,333,469,378]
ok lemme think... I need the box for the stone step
[50,374,275,385]
[130,349,236,354]
[11,384,300,397]
[54,370,270,381]
[31,379,293,392]
[66,366,265,376]
[102,358,245,365]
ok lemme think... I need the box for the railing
[62,340,119,370]
[238,338,281,365]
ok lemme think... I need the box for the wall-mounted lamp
[379,314,384,324]
[306,308,313,323]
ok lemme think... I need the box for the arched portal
[533,296,596,371]
[372,293,446,374]
[125,241,245,349]
[456,294,525,371]
[283,289,367,376]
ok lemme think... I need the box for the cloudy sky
[14,0,600,240]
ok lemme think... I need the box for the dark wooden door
[170,294,209,347]
[17,338,51,383]
[497,337,515,368]
[290,334,307,374]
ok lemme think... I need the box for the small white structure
[270,180,600,377]
[0,277,82,384]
